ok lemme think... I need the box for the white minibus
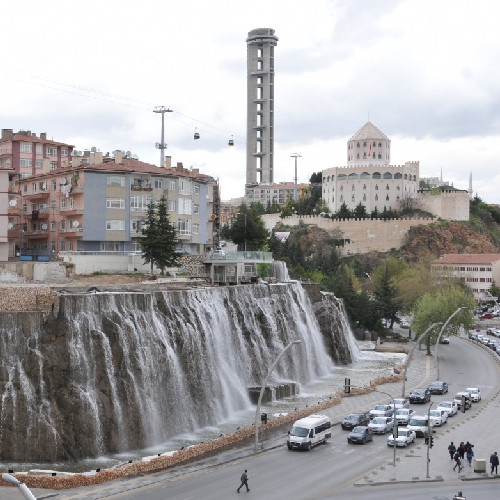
[287,414,332,451]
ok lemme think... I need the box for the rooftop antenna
[153,106,172,167]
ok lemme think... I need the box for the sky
[2,0,500,203]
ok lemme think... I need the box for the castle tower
[245,28,278,188]
[347,121,391,166]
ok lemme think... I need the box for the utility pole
[290,153,301,201]
[153,106,172,167]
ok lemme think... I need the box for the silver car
[394,408,415,425]
[368,416,394,434]
[369,404,394,419]
[436,400,458,417]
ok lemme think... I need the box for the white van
[407,415,433,437]
[287,414,332,451]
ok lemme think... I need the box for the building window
[32,183,37,193]
[168,200,176,212]
[193,204,199,214]
[61,198,66,208]
[178,198,192,214]
[375,184,378,190]
[351,195,355,202]
[107,176,125,187]
[375,194,378,201]
[363,194,366,201]
[169,180,176,191]
[36,144,43,155]
[20,158,33,168]
[130,195,152,211]
[46,147,57,156]
[106,198,125,209]
[106,220,126,230]
[50,161,57,171]
[20,142,32,153]
[61,149,68,157]
[154,179,163,189]
[386,195,389,201]
[52,180,57,191]
[177,219,191,235]
[357,142,360,148]
[36,160,43,169]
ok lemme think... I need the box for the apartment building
[245,181,308,207]
[433,253,500,300]
[16,150,219,256]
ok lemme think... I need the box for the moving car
[387,428,416,447]
[466,387,481,402]
[436,400,458,417]
[391,398,410,410]
[428,381,448,394]
[407,415,434,437]
[341,413,369,430]
[428,409,448,426]
[453,392,472,410]
[439,337,450,344]
[394,408,416,425]
[347,426,373,444]
[369,404,394,419]
[287,414,332,451]
[409,388,431,403]
[368,416,394,434]
[480,313,495,320]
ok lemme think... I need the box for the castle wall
[417,190,470,221]
[262,214,434,255]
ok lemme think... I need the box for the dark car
[428,381,448,395]
[347,426,373,444]
[409,388,431,403]
[341,413,369,430]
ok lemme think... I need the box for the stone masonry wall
[0,285,56,312]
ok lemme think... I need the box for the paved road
[4,334,500,499]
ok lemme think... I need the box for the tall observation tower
[245,28,278,190]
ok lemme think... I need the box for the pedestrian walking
[466,445,474,467]
[453,451,463,472]
[237,469,250,493]
[490,451,499,475]
[448,442,457,460]
[458,442,466,460]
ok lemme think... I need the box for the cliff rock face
[400,222,499,262]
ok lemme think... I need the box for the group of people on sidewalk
[448,441,475,472]
[448,441,499,474]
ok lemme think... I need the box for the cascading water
[0,282,342,463]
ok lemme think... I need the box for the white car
[391,398,410,410]
[387,428,416,447]
[436,401,458,417]
[407,415,434,437]
[428,409,448,426]
[369,404,394,419]
[466,387,481,402]
[394,408,415,426]
[368,416,394,434]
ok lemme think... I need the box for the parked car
[409,388,431,403]
[428,381,448,395]
[368,416,394,434]
[347,426,373,444]
[400,320,410,328]
[341,413,369,430]
[466,387,481,402]
[468,332,479,340]
[211,249,226,259]
[394,408,415,425]
[436,401,458,417]
[428,409,448,426]
[387,428,416,447]
[453,392,472,410]
[369,404,394,419]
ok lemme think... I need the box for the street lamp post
[1,474,36,500]
[254,340,302,452]
[401,322,443,397]
[435,307,467,379]
[425,402,435,478]
[290,153,301,201]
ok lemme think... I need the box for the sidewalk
[2,338,499,499]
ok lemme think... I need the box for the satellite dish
[41,223,48,230]
[60,177,67,185]
[9,199,17,207]
[8,223,13,229]
[73,220,80,227]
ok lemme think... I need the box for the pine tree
[141,195,181,275]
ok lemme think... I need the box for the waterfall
[269,261,290,281]
[0,282,346,462]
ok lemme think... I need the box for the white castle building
[322,122,419,214]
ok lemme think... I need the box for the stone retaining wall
[0,285,56,312]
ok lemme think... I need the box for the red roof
[434,254,500,265]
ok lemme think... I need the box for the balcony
[23,191,50,200]
[60,207,83,216]
[24,229,49,239]
[60,227,84,237]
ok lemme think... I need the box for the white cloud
[1,0,499,203]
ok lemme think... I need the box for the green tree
[335,202,352,219]
[411,284,475,353]
[141,195,182,275]
[353,202,368,219]
[228,204,269,250]
[373,264,402,328]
